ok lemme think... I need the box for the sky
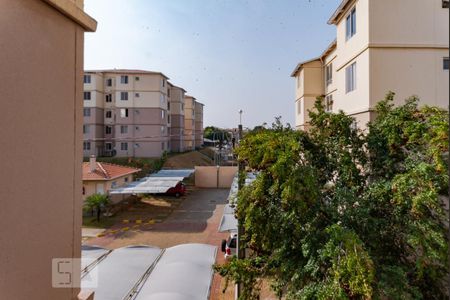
[84,0,341,128]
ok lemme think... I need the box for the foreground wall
[0,1,96,299]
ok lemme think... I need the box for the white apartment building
[292,0,449,130]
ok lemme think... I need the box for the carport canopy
[109,168,195,195]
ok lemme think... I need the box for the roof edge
[42,0,97,32]
[290,57,321,77]
[327,0,354,25]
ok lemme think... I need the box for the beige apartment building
[184,95,197,150]
[83,69,171,158]
[195,101,205,148]
[0,0,96,299]
[168,83,187,152]
[292,0,449,130]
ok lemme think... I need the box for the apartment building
[194,101,205,148]
[0,1,96,299]
[292,0,449,130]
[168,83,187,152]
[184,95,196,150]
[83,69,170,158]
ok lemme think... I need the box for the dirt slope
[163,150,214,169]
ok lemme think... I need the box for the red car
[165,182,186,197]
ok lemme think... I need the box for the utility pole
[236,110,244,299]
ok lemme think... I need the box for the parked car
[165,182,186,197]
[221,232,237,259]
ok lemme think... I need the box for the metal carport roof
[134,244,217,300]
[81,245,162,300]
[81,243,217,300]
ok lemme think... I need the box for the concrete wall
[0,0,95,299]
[195,166,238,188]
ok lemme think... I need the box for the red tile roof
[82,162,141,181]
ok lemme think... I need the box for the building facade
[194,101,205,148]
[184,95,196,151]
[0,0,96,299]
[168,83,187,152]
[292,0,449,130]
[83,70,171,158]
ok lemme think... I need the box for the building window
[325,95,334,112]
[105,143,112,151]
[120,125,128,134]
[120,92,128,101]
[443,0,449,8]
[84,91,91,100]
[161,110,165,119]
[124,177,129,182]
[168,89,171,97]
[297,100,301,115]
[83,125,89,134]
[135,93,140,98]
[162,79,165,87]
[135,76,140,81]
[325,63,333,85]
[84,75,91,84]
[120,108,129,118]
[134,143,140,148]
[161,126,165,134]
[167,102,171,111]
[120,75,128,84]
[105,111,112,118]
[105,94,112,102]
[83,141,91,150]
[121,142,128,151]
[168,115,171,123]
[111,182,117,188]
[83,108,91,117]
[105,126,112,134]
[346,8,356,40]
[443,57,449,70]
[106,78,112,86]
[345,62,357,93]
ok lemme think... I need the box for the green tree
[215,93,448,299]
[84,193,110,222]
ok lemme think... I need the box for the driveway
[84,188,234,299]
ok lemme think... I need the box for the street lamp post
[236,109,244,299]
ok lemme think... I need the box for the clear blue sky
[84,0,341,128]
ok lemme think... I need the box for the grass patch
[82,216,117,229]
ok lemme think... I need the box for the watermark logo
[52,258,98,288]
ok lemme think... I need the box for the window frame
[105,126,112,135]
[345,62,357,93]
[105,111,112,118]
[120,75,129,84]
[346,8,357,40]
[83,108,91,117]
[120,125,128,134]
[325,63,333,86]
[121,142,128,151]
[83,75,91,84]
[120,108,129,118]
[120,92,128,101]
[443,57,449,70]
[83,91,91,100]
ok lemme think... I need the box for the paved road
[84,188,234,299]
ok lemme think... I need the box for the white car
[221,232,237,259]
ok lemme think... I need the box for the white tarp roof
[134,244,217,300]
[109,177,184,194]
[150,169,195,178]
[218,214,238,233]
[81,246,162,300]
[81,244,217,300]
[81,245,110,272]
[110,169,195,195]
